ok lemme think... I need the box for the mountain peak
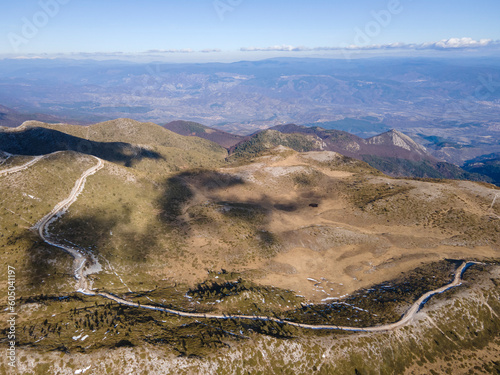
[368,129,428,155]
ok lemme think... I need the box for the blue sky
[2,0,500,61]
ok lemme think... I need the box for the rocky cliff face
[367,129,429,156]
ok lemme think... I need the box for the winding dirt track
[6,154,477,332]
[34,156,104,291]
[0,152,61,176]
[91,261,474,332]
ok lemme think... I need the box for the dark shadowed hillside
[463,153,500,186]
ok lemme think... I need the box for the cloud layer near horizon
[4,37,499,61]
[240,38,499,52]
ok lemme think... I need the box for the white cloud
[200,48,222,53]
[71,51,126,57]
[421,37,494,49]
[144,48,223,54]
[241,38,499,52]
[11,55,45,59]
[241,45,310,52]
[145,49,194,54]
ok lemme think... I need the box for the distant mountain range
[1,57,499,151]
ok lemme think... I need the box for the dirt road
[34,156,104,291]
[0,153,60,176]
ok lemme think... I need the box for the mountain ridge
[1,117,493,183]
[132,119,492,182]
[229,124,489,181]
[0,118,228,172]
[162,120,247,148]
[269,124,434,161]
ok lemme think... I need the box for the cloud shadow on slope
[156,170,245,228]
[155,169,327,256]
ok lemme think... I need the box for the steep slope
[304,117,391,137]
[366,129,429,157]
[163,120,247,149]
[463,153,500,186]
